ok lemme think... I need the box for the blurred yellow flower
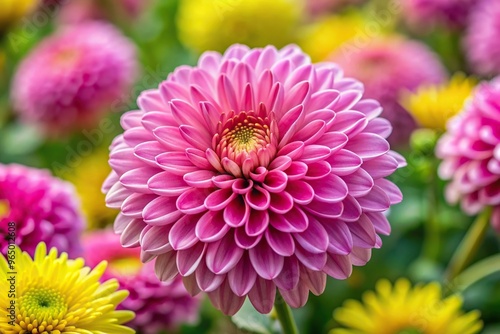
[177,0,302,53]
[401,73,477,131]
[0,0,38,30]
[63,149,117,230]
[300,13,365,62]
[331,278,483,334]
[0,243,135,334]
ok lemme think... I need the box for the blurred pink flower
[331,37,447,145]
[83,230,200,333]
[465,0,500,76]
[11,22,138,134]
[401,0,476,30]
[437,79,500,231]
[103,44,406,315]
[0,164,84,257]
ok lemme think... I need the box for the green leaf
[231,300,277,334]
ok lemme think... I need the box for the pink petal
[357,186,391,212]
[340,195,362,222]
[205,188,237,211]
[350,247,372,266]
[375,179,403,204]
[295,245,327,271]
[366,212,391,235]
[342,168,374,197]
[156,152,198,175]
[304,199,343,218]
[246,209,269,236]
[248,277,276,314]
[207,279,245,316]
[148,172,190,196]
[195,262,225,292]
[324,253,352,279]
[274,256,300,291]
[269,207,309,233]
[278,141,305,160]
[293,216,329,254]
[154,251,178,281]
[134,141,165,165]
[235,226,263,249]
[302,268,326,295]
[245,186,271,210]
[362,154,399,179]
[153,126,190,150]
[223,196,250,227]
[349,214,377,248]
[279,284,309,308]
[141,225,173,254]
[299,145,332,164]
[309,173,348,203]
[169,215,199,250]
[177,188,209,214]
[286,180,314,205]
[262,170,288,193]
[228,254,258,296]
[120,167,159,193]
[265,227,295,256]
[323,220,353,255]
[120,219,146,247]
[143,196,183,226]
[196,210,231,242]
[206,233,244,274]
[304,161,331,180]
[345,133,389,160]
[269,191,294,214]
[177,242,206,276]
[121,193,155,218]
[285,161,308,180]
[327,149,363,176]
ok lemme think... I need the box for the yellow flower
[63,149,117,230]
[0,0,38,30]
[176,0,302,53]
[300,13,366,62]
[331,278,483,334]
[0,243,135,334]
[401,73,477,131]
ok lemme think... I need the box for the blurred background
[1,0,499,333]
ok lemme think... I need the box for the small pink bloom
[330,37,447,146]
[437,79,500,231]
[104,44,406,315]
[0,164,85,257]
[401,0,476,31]
[83,230,200,333]
[465,0,500,76]
[11,22,138,134]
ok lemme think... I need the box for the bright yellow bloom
[0,0,38,30]
[401,74,477,131]
[0,243,135,334]
[300,13,366,62]
[63,149,117,230]
[331,278,483,334]
[177,0,302,53]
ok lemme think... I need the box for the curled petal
[206,233,244,274]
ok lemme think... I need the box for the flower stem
[452,253,500,293]
[274,295,299,334]
[445,207,492,282]
[423,160,440,261]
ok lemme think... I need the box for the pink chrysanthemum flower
[330,37,447,145]
[103,44,406,315]
[465,0,500,76]
[437,79,500,231]
[401,0,476,30]
[0,164,84,257]
[11,22,138,134]
[83,230,200,333]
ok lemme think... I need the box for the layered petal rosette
[0,164,85,258]
[11,22,138,134]
[437,79,500,231]
[104,44,406,315]
[83,230,200,333]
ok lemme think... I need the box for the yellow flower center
[214,108,278,175]
[17,287,71,334]
[0,199,10,218]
